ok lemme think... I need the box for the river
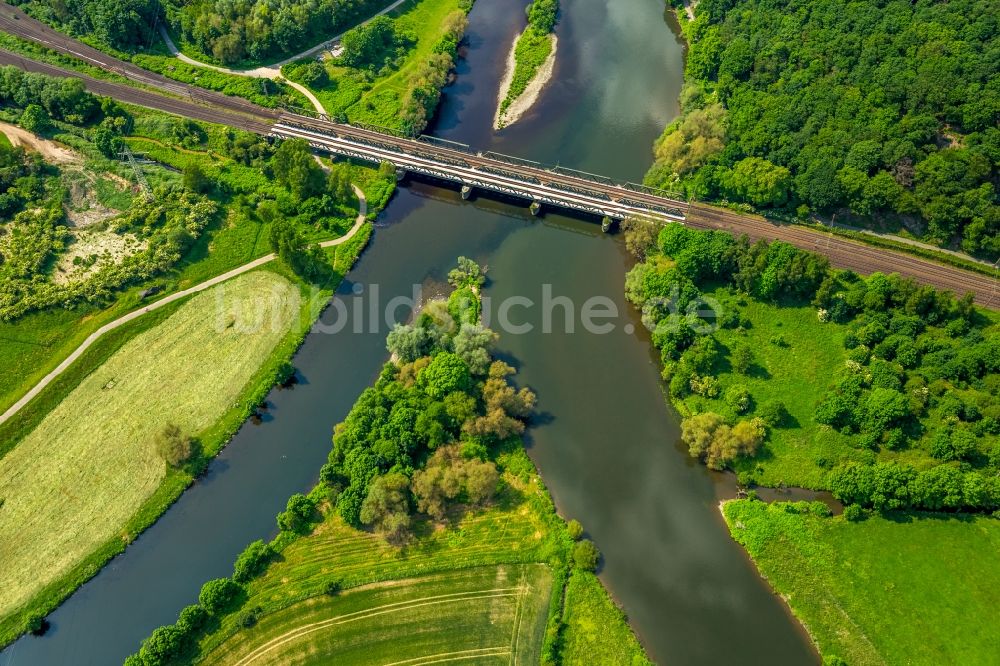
[1,0,816,664]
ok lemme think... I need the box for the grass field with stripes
[202,565,552,666]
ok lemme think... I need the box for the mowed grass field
[203,565,552,666]
[724,500,1000,664]
[0,271,300,621]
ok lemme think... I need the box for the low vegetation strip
[722,500,1000,664]
[0,271,299,630]
[204,566,550,666]
[561,571,652,665]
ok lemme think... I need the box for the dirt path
[158,27,329,115]
[0,185,368,427]
[157,0,410,115]
[0,120,81,163]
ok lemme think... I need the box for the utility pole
[118,143,153,201]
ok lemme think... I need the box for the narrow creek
[2,0,817,664]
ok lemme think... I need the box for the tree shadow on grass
[881,509,979,525]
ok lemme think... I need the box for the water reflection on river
[2,1,818,664]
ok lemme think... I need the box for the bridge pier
[461,184,473,200]
[529,201,542,216]
[394,167,406,182]
[601,216,615,233]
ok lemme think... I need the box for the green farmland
[203,565,552,665]
[0,271,304,641]
[724,500,1000,664]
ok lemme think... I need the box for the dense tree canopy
[339,15,412,71]
[164,0,389,64]
[322,260,530,533]
[651,0,1000,256]
[12,0,159,49]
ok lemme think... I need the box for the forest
[652,0,999,257]
[322,258,536,537]
[8,0,160,49]
[165,0,391,64]
[623,219,1000,515]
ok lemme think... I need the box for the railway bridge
[270,113,688,223]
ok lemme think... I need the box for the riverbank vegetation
[561,571,652,665]
[126,261,648,666]
[723,499,1000,664]
[654,0,999,258]
[281,0,471,135]
[624,222,1000,512]
[494,0,558,128]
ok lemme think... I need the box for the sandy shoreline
[494,33,558,129]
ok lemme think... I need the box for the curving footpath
[157,0,411,115]
[0,186,368,427]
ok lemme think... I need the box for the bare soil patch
[0,121,81,164]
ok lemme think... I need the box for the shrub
[237,605,263,628]
[324,578,342,596]
[154,423,194,467]
[572,539,600,571]
[176,604,208,633]
[20,104,48,134]
[682,413,766,470]
[758,400,789,428]
[731,343,753,374]
[198,578,241,615]
[138,625,184,666]
[182,162,210,193]
[725,385,752,414]
[843,504,866,522]
[566,519,584,541]
[26,613,46,635]
[278,493,317,532]
[232,539,274,583]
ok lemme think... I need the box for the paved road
[0,187,368,427]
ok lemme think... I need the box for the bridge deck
[270,115,688,223]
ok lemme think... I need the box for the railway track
[0,2,280,122]
[686,205,998,307]
[0,10,996,307]
[0,49,275,132]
